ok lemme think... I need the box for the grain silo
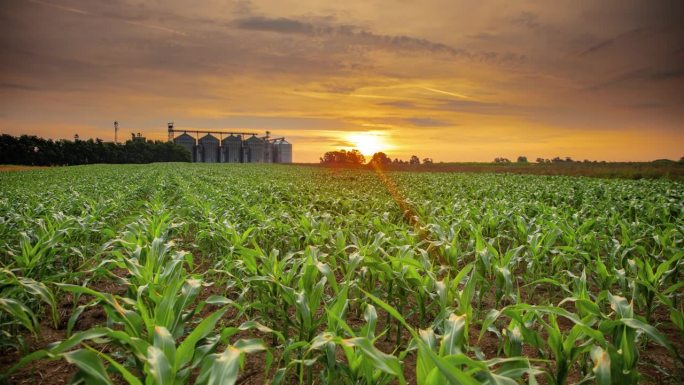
[245,135,264,163]
[198,134,219,163]
[273,139,292,163]
[263,140,273,163]
[221,135,242,163]
[167,123,292,163]
[173,133,197,162]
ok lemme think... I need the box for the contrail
[28,0,187,36]
[422,87,471,99]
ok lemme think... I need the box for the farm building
[169,123,292,163]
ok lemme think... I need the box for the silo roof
[222,134,241,143]
[174,133,195,142]
[198,134,219,143]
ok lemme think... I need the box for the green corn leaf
[63,348,115,385]
[607,292,633,319]
[17,277,58,327]
[176,307,226,371]
[85,345,143,385]
[440,314,466,356]
[154,326,177,366]
[590,345,611,385]
[341,337,405,383]
[233,338,266,353]
[196,346,242,385]
[360,289,415,339]
[66,303,89,337]
[0,298,37,334]
[417,329,437,385]
[619,317,674,353]
[147,345,174,385]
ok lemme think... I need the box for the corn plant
[1,164,682,384]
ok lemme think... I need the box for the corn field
[0,164,682,385]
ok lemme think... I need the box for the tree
[409,155,420,165]
[494,157,510,163]
[422,157,433,165]
[320,150,346,164]
[320,149,365,165]
[536,157,545,164]
[368,152,392,167]
[346,149,365,165]
[0,134,191,165]
[517,155,528,163]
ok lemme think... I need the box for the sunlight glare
[346,131,391,156]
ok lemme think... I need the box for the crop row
[0,164,682,384]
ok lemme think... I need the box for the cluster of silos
[173,133,292,163]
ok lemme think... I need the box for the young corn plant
[597,292,679,384]
[0,268,58,351]
[364,289,540,385]
[301,303,405,385]
[9,320,269,385]
[631,253,682,322]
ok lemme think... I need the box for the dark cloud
[235,16,314,34]
[0,82,40,91]
[233,15,523,64]
[587,65,684,90]
[511,11,541,30]
[379,101,418,109]
[378,98,519,117]
[234,16,465,55]
[467,32,497,40]
[403,118,452,127]
[650,68,684,80]
[578,28,642,56]
[436,100,509,114]
[627,102,665,109]
[585,68,647,90]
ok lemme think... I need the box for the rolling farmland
[1,164,682,384]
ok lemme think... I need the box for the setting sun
[345,131,393,156]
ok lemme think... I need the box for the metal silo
[173,133,197,162]
[273,139,292,163]
[263,140,274,163]
[221,134,242,163]
[245,135,264,163]
[198,134,219,163]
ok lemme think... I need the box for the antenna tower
[114,121,119,144]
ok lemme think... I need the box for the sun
[346,131,390,156]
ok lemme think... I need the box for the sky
[1,0,683,162]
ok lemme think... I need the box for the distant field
[0,165,52,172]
[1,164,682,384]
[311,161,684,180]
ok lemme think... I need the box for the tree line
[0,134,191,165]
[320,150,433,167]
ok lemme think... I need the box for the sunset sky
[1,0,683,162]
